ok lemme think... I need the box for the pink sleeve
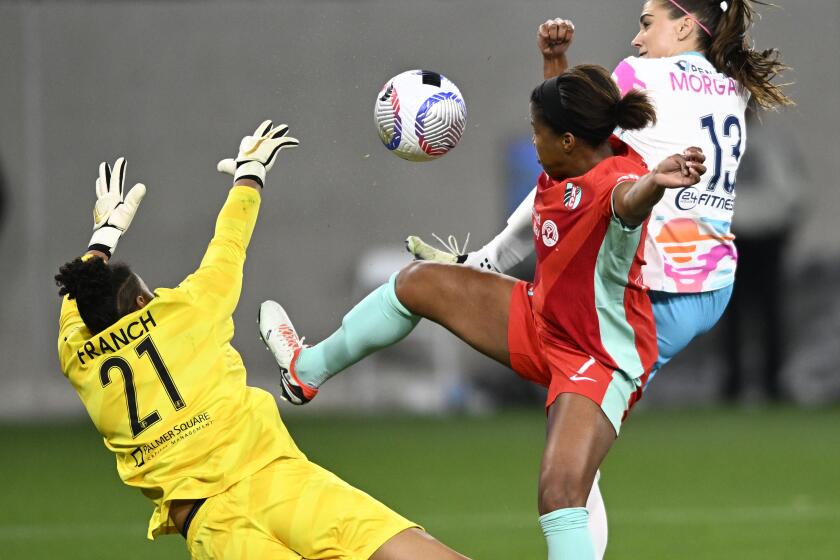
[612,58,647,96]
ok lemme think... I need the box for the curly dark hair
[55,257,143,334]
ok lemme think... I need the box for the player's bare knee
[395,261,438,312]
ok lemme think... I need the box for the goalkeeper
[55,121,469,560]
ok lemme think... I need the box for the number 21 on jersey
[99,335,185,438]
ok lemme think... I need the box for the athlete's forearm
[613,175,665,227]
[176,185,262,315]
[543,55,569,80]
[206,185,262,259]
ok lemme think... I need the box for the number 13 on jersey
[700,114,743,194]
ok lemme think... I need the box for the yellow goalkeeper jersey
[57,186,304,539]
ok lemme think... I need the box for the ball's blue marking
[382,84,402,151]
[415,92,465,155]
[386,125,402,150]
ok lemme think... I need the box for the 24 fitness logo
[675,187,734,212]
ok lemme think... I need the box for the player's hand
[217,120,299,188]
[406,234,503,273]
[538,18,575,59]
[652,147,707,189]
[406,235,460,264]
[88,157,146,257]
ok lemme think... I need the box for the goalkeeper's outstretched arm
[176,120,299,320]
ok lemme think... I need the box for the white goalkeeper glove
[88,157,146,257]
[217,120,299,187]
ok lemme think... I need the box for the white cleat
[258,300,318,405]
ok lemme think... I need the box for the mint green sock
[295,272,420,388]
[539,507,595,560]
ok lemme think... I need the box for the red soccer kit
[508,141,658,431]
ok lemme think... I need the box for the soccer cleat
[258,300,318,405]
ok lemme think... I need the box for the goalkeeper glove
[406,233,502,273]
[405,234,465,264]
[88,157,146,257]
[217,120,299,187]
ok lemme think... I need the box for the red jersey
[529,142,657,379]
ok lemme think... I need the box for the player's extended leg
[273,261,516,397]
[188,456,473,560]
[370,528,469,560]
[393,261,516,364]
[538,393,616,560]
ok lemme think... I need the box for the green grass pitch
[2,407,839,559]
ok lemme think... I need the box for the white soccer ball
[374,69,467,162]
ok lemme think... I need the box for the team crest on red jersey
[541,219,559,247]
[563,182,582,210]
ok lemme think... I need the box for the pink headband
[667,0,713,37]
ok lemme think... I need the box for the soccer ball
[374,69,467,162]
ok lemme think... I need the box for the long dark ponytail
[531,64,657,146]
[661,0,793,109]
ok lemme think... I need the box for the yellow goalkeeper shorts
[186,456,419,559]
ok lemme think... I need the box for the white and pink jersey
[612,53,749,293]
